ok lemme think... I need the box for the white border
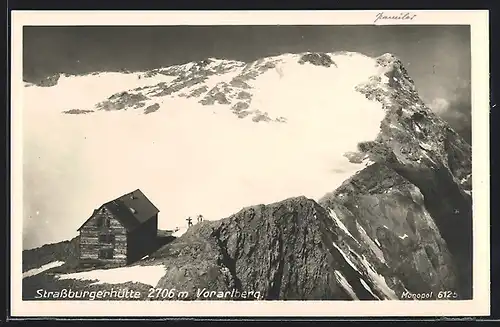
[10,10,490,317]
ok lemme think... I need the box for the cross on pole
[186,216,193,227]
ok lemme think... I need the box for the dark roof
[77,189,160,232]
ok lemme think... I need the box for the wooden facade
[77,189,160,267]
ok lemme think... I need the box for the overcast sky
[23,25,472,141]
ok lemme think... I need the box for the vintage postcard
[10,10,490,317]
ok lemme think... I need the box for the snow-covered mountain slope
[22,51,472,300]
[24,52,387,248]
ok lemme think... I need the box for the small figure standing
[186,216,193,228]
[197,214,204,223]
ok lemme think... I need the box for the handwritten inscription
[374,12,417,24]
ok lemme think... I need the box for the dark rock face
[299,53,337,68]
[351,53,472,298]
[209,198,356,300]
[319,163,461,299]
[150,197,379,300]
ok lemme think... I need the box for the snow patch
[56,265,167,287]
[360,278,380,300]
[182,62,195,71]
[402,108,413,115]
[420,150,437,164]
[460,173,472,184]
[332,242,360,274]
[419,142,433,151]
[380,74,390,84]
[364,159,376,167]
[23,261,65,279]
[172,227,188,238]
[356,221,386,264]
[329,209,357,242]
[334,270,359,300]
[399,234,408,240]
[375,239,381,247]
[359,255,398,300]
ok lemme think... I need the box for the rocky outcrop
[201,197,368,300]
[96,92,149,111]
[34,74,61,87]
[62,109,95,115]
[298,52,337,67]
[144,103,160,114]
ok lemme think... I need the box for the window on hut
[99,233,115,243]
[98,248,114,259]
[96,216,111,228]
